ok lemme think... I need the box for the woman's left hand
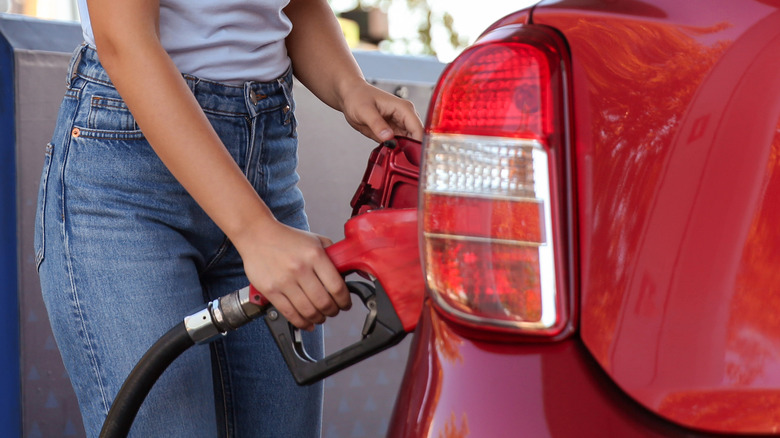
[338,81,424,143]
[284,0,423,142]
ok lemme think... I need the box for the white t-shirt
[77,0,293,84]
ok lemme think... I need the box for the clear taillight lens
[421,25,572,336]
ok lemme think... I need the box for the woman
[34,0,423,436]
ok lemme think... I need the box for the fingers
[313,234,350,310]
[377,98,423,141]
[367,98,423,142]
[264,287,318,332]
[297,271,339,318]
[317,235,333,247]
[343,84,424,143]
[313,255,352,311]
[259,262,350,331]
[243,226,351,331]
[363,111,399,143]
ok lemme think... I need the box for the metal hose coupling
[183,286,267,344]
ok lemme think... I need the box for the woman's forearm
[88,1,278,243]
[283,0,366,112]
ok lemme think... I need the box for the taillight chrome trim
[422,232,543,248]
[429,284,556,331]
[423,238,560,332]
[423,192,544,203]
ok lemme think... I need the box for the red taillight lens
[421,25,571,336]
[427,239,544,323]
[424,193,545,243]
[429,43,553,139]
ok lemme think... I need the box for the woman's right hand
[234,218,351,331]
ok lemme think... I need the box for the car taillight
[420,25,572,337]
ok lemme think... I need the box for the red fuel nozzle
[248,137,425,385]
[246,208,423,333]
[324,208,422,332]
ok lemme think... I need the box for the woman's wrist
[329,74,367,113]
[226,204,280,255]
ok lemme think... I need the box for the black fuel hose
[98,321,195,438]
[98,287,262,438]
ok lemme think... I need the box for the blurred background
[1,0,527,62]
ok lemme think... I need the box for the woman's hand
[284,0,423,142]
[233,218,351,331]
[339,81,423,143]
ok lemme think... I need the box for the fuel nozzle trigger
[256,137,425,386]
[264,278,406,386]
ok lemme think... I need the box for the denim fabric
[34,43,323,438]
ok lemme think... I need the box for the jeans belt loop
[66,42,87,88]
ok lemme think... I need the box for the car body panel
[531,0,780,433]
[389,302,718,437]
[390,0,780,435]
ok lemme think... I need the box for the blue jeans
[34,44,323,438]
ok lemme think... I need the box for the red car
[388,0,780,436]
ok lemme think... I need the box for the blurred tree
[336,0,468,57]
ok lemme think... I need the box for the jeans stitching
[77,72,113,87]
[90,96,128,110]
[59,100,114,415]
[35,143,54,270]
[87,98,138,132]
[209,339,234,438]
[202,281,233,438]
[251,116,268,196]
[202,107,250,117]
[245,115,259,191]
[74,127,146,140]
[203,237,231,274]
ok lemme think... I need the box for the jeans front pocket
[86,95,139,133]
[34,142,55,271]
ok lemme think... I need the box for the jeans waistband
[66,42,295,117]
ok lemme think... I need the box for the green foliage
[336,0,468,57]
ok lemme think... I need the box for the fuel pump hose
[98,322,194,437]
[99,286,265,438]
